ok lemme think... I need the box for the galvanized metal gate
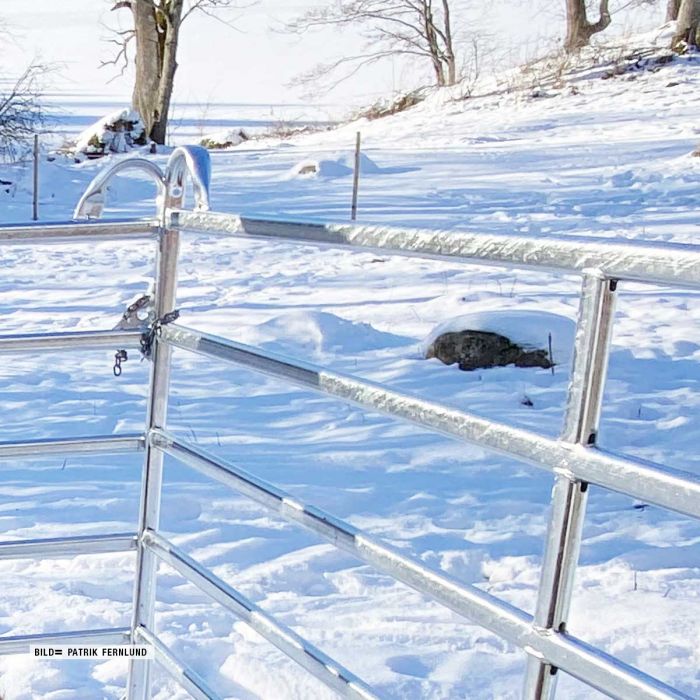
[0,147,698,700]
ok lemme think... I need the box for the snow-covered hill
[0,34,699,699]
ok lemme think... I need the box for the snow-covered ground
[0,40,699,700]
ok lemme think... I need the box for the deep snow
[0,38,699,700]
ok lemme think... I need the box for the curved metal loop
[72,146,211,221]
[163,146,211,215]
[73,158,166,220]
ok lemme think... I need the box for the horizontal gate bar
[0,329,143,354]
[0,219,157,244]
[0,433,145,461]
[135,625,222,700]
[152,430,689,700]
[144,530,379,700]
[0,627,130,655]
[169,210,700,288]
[0,533,137,560]
[160,324,700,520]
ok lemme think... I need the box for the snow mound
[287,152,381,179]
[336,152,381,174]
[242,310,412,358]
[75,108,145,157]
[422,310,576,367]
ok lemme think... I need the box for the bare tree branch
[100,30,136,79]
[181,0,255,25]
[284,0,460,90]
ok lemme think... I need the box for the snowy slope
[0,38,699,700]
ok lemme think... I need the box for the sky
[1,0,668,113]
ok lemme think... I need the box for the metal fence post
[523,271,617,700]
[351,131,361,221]
[126,221,180,699]
[32,134,39,221]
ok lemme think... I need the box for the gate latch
[139,310,180,360]
[113,294,155,331]
[111,293,179,375]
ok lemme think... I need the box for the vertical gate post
[126,211,181,700]
[523,272,617,700]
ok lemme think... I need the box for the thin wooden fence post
[351,131,361,221]
[32,134,39,221]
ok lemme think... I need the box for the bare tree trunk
[672,0,700,47]
[667,0,682,21]
[151,1,183,144]
[131,1,161,141]
[565,0,611,52]
[441,0,457,85]
[111,0,244,144]
[422,1,446,86]
[130,0,184,144]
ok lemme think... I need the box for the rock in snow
[423,310,576,370]
[200,128,249,149]
[427,329,554,371]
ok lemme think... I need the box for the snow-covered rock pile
[74,108,146,159]
[200,128,249,149]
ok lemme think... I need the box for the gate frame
[0,149,697,700]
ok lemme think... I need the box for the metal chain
[139,309,180,360]
[112,310,179,376]
[113,349,128,377]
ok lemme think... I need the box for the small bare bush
[0,63,47,162]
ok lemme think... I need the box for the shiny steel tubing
[524,274,618,699]
[169,210,700,288]
[0,219,157,243]
[0,533,137,560]
[0,433,145,461]
[0,627,130,655]
[151,431,689,700]
[73,147,210,222]
[128,219,181,697]
[134,626,222,700]
[159,324,700,520]
[73,159,166,220]
[164,146,211,213]
[144,530,379,700]
[0,329,143,354]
